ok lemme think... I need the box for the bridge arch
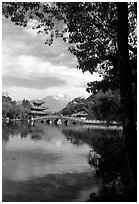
[46,119,51,125]
[64,119,68,125]
[72,121,77,125]
[33,115,84,126]
[54,118,62,125]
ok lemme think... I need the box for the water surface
[2,122,101,202]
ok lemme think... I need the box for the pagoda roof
[31,110,48,115]
[33,99,45,105]
[31,105,48,111]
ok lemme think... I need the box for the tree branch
[128,44,137,54]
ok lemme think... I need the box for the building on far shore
[71,111,88,120]
[30,99,49,118]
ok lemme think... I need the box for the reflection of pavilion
[30,99,49,118]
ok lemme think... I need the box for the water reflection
[3,122,100,202]
[3,123,91,181]
[62,127,136,202]
[3,122,134,202]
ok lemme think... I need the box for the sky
[2,17,101,101]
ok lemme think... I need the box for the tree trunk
[117,3,137,184]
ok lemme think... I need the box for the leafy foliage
[22,99,31,110]
[2,3,137,125]
[62,127,136,201]
[2,93,31,119]
[59,89,121,122]
[60,97,88,116]
[2,2,136,94]
[87,89,121,122]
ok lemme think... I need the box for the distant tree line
[2,93,31,120]
[58,89,122,123]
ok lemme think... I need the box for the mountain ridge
[16,94,88,112]
[41,94,71,112]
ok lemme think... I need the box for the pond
[3,121,102,202]
[3,121,135,202]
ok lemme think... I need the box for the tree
[117,3,136,185]
[2,93,16,119]
[2,101,13,118]
[22,99,31,116]
[87,89,121,122]
[60,97,88,116]
[2,93,31,119]
[2,1,137,187]
[22,99,31,109]
[2,3,136,91]
[2,2,136,96]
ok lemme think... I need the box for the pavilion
[71,111,88,120]
[30,99,49,118]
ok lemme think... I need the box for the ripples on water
[2,121,101,202]
[3,121,133,202]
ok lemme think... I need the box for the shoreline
[2,118,123,130]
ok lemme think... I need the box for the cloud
[2,17,101,100]
[2,18,76,68]
[3,51,96,84]
[2,85,91,101]
[3,75,65,89]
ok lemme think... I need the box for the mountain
[16,94,72,112]
[41,94,71,112]
[16,100,22,105]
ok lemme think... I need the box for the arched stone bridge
[33,115,84,125]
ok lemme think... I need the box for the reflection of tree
[31,132,41,140]
[3,172,100,202]
[19,122,32,139]
[88,134,136,201]
[62,127,136,201]
[62,127,120,147]
[2,121,45,143]
[66,136,83,146]
[21,129,29,138]
[2,121,32,141]
[2,129,9,142]
[2,122,14,142]
[30,125,45,141]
